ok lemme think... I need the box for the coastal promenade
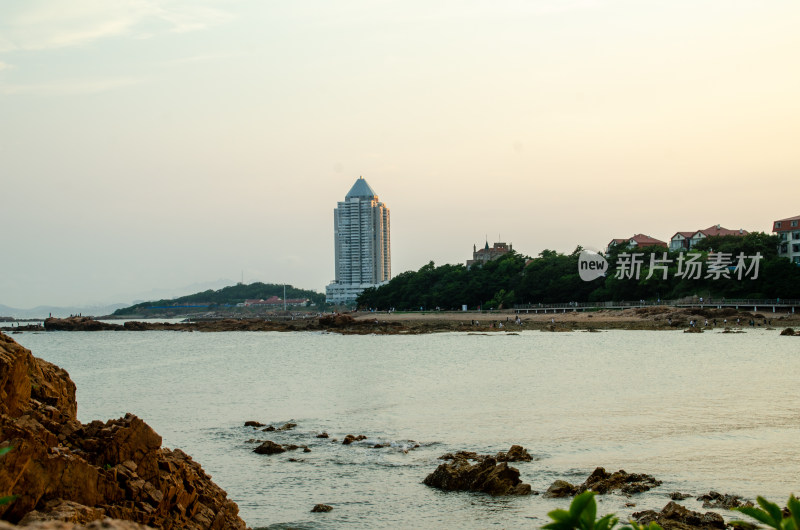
[514,298,800,314]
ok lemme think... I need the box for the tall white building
[326,177,391,304]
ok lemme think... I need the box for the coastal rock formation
[310,504,332,513]
[543,467,661,497]
[0,332,249,529]
[495,445,533,462]
[632,501,725,529]
[0,520,153,529]
[341,435,367,445]
[423,455,531,496]
[252,441,285,455]
[780,328,795,336]
[43,318,122,332]
[696,491,753,509]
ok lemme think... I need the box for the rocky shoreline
[0,333,249,529]
[0,307,794,336]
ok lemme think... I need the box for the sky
[1,0,799,309]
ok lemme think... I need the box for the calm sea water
[10,329,800,529]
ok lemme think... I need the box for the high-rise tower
[325,177,391,304]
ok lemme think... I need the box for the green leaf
[595,513,619,530]
[736,506,781,528]
[547,509,573,523]
[0,495,16,506]
[0,446,11,457]
[571,491,596,523]
[758,497,785,527]
[787,495,800,530]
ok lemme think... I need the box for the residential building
[669,225,748,251]
[606,234,667,253]
[325,177,391,304]
[243,297,309,307]
[467,241,512,268]
[773,215,800,264]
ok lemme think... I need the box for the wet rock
[780,328,795,336]
[0,332,248,529]
[277,422,297,431]
[697,491,753,509]
[316,432,329,438]
[244,420,264,427]
[303,446,311,453]
[671,492,692,500]
[545,467,661,498]
[342,434,367,445]
[543,480,578,498]
[373,443,386,448]
[43,317,123,331]
[579,467,662,495]
[253,440,285,455]
[262,425,276,432]
[311,504,333,513]
[633,501,725,529]
[423,457,531,496]
[244,438,263,444]
[495,445,532,462]
[438,451,482,461]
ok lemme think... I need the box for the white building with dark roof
[325,177,391,304]
[773,215,800,265]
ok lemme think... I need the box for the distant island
[111,282,326,317]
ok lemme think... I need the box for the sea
[9,327,800,529]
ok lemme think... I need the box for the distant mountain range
[0,303,128,320]
[0,279,238,320]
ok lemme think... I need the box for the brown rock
[633,501,725,529]
[253,441,285,455]
[423,457,531,496]
[310,504,333,513]
[43,317,122,332]
[495,445,532,462]
[342,434,367,445]
[543,480,578,498]
[696,491,753,509]
[0,332,249,529]
[780,328,795,336]
[316,432,329,439]
[579,467,661,495]
[243,421,264,427]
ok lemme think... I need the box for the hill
[112,282,325,315]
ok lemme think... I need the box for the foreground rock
[544,467,661,497]
[0,520,153,529]
[424,455,531,496]
[0,332,249,529]
[633,501,725,529]
[697,491,753,509]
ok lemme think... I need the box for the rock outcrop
[696,491,753,509]
[543,467,661,497]
[632,501,725,529]
[0,332,249,529]
[423,454,531,496]
[42,318,122,332]
[495,445,532,462]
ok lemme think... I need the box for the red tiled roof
[773,215,800,232]
[697,225,748,237]
[629,234,668,247]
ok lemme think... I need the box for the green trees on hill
[357,233,800,310]
[113,282,326,315]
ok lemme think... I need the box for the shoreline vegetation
[2,307,798,335]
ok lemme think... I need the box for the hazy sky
[1,0,798,308]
